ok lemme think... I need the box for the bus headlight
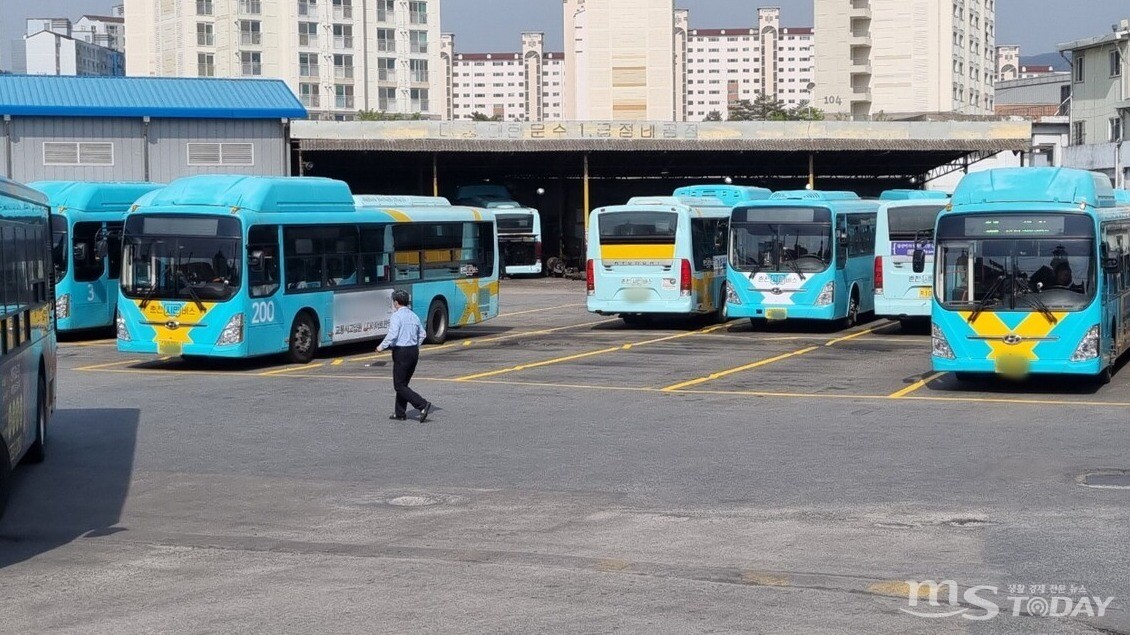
[932,323,955,360]
[815,282,835,306]
[56,294,70,320]
[116,314,131,341]
[725,284,741,305]
[1070,325,1101,362]
[216,313,244,346]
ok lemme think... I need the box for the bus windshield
[599,211,678,244]
[497,213,534,233]
[936,213,1095,311]
[121,215,242,302]
[730,222,832,273]
[887,205,946,241]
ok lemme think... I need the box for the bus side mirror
[1103,257,1121,274]
[838,231,848,246]
[73,243,88,262]
[95,238,109,260]
[912,248,926,274]
[248,249,265,272]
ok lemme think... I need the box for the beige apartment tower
[815,0,995,119]
[563,0,677,120]
[124,0,445,120]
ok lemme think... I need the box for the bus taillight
[874,256,884,295]
[534,241,542,262]
[586,259,595,295]
[680,259,692,297]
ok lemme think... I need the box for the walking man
[376,290,433,422]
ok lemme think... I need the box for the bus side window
[360,225,392,285]
[72,221,104,283]
[249,225,280,298]
[392,224,423,282]
[106,221,125,280]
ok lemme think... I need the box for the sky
[3,0,1128,69]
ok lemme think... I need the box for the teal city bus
[586,186,771,324]
[455,185,543,276]
[725,191,881,328]
[30,181,163,333]
[116,177,499,364]
[873,189,951,327]
[0,177,57,519]
[931,167,1130,382]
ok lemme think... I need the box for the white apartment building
[563,0,677,120]
[997,44,1020,82]
[441,33,564,122]
[124,0,445,120]
[682,8,814,120]
[22,17,125,76]
[815,0,996,119]
[1059,20,1130,188]
[75,8,127,53]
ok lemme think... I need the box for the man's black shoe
[389,414,407,421]
[419,403,432,423]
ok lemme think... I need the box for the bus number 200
[251,301,276,325]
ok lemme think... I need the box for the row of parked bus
[586,168,1130,383]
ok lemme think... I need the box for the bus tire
[0,436,10,522]
[1096,365,1113,386]
[425,300,449,345]
[24,374,47,465]
[286,312,319,364]
[841,288,860,330]
[715,283,729,324]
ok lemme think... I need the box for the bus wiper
[175,270,206,312]
[968,274,1007,324]
[1018,289,1058,325]
[783,254,807,280]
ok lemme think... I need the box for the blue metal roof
[0,75,306,119]
[951,168,1116,209]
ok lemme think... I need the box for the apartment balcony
[850,30,872,46]
[851,85,872,102]
[850,0,871,17]
[850,60,872,75]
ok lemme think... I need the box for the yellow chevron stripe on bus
[599,244,676,260]
[959,310,1066,361]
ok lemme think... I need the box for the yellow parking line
[332,359,345,366]
[888,372,944,399]
[661,347,819,392]
[498,303,583,318]
[824,324,887,347]
[455,323,728,382]
[61,340,117,348]
[260,363,325,376]
[74,358,141,371]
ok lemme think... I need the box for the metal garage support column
[142,116,151,182]
[432,153,439,196]
[582,153,591,250]
[3,115,11,178]
[808,153,815,190]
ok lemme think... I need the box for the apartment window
[377,28,395,52]
[333,24,353,49]
[240,20,261,46]
[409,1,427,24]
[299,83,320,108]
[409,30,428,54]
[196,0,213,15]
[239,0,261,14]
[376,0,394,21]
[1112,50,1123,77]
[335,85,354,109]
[333,0,353,20]
[410,59,428,83]
[1075,55,1085,82]
[196,23,214,46]
[1072,121,1086,145]
[1112,117,1124,143]
[378,87,396,110]
[297,0,317,16]
[377,56,395,80]
[299,52,319,77]
[197,53,215,77]
[187,143,254,167]
[298,22,318,47]
[240,51,261,76]
[411,88,429,112]
[334,54,354,79]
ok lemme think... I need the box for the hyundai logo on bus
[1002,334,1023,345]
[165,320,180,330]
[900,580,1114,621]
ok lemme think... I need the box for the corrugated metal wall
[4,117,289,183]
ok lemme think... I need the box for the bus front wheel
[425,300,449,345]
[287,313,319,364]
[24,375,47,465]
[841,290,860,330]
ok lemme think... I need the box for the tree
[728,94,824,121]
[703,110,723,122]
[470,111,502,121]
[784,101,825,121]
[356,110,424,121]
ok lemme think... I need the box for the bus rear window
[497,213,533,233]
[598,212,677,244]
[887,205,946,240]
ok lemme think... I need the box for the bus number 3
[251,301,276,325]
[88,285,96,302]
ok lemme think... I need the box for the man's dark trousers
[391,346,427,417]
